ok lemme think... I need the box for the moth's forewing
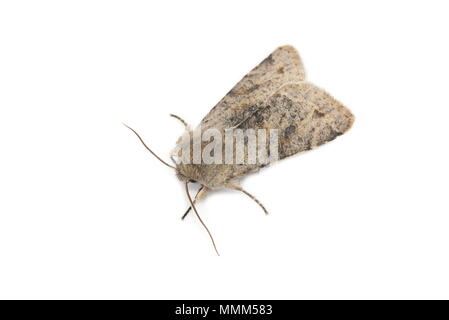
[199,45,305,131]
[239,82,354,159]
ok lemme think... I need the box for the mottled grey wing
[199,45,305,131]
[222,82,354,182]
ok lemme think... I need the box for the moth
[125,45,354,255]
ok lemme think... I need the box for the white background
[1,1,448,299]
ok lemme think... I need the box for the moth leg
[227,183,269,215]
[170,114,191,131]
[181,185,207,220]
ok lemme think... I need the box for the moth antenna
[123,123,175,169]
[181,185,204,220]
[185,182,219,256]
[170,114,190,130]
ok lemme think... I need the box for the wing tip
[277,44,297,51]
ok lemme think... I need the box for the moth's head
[174,162,202,185]
[175,166,189,183]
[170,132,205,185]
